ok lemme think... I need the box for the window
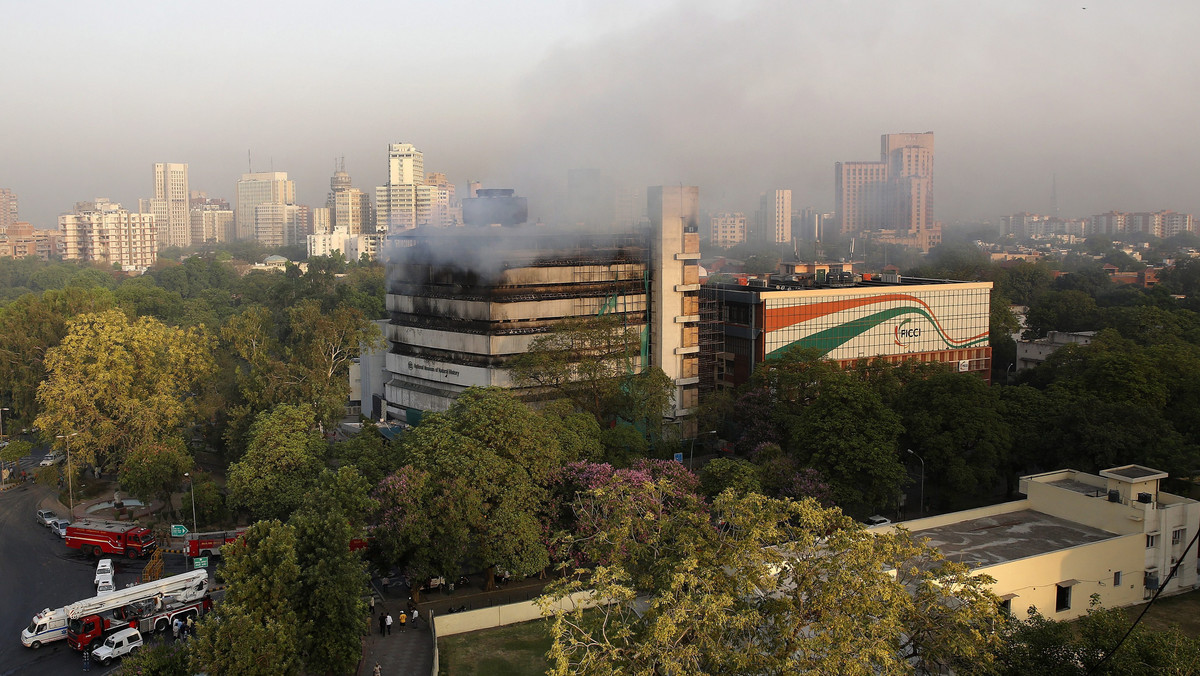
[1055,583,1073,612]
[999,598,1012,616]
[1113,571,1122,587]
[1147,533,1159,548]
[1173,528,1186,545]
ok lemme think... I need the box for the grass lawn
[1123,587,1200,636]
[438,620,553,676]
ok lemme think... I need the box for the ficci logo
[894,318,921,346]
[407,361,414,370]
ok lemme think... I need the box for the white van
[94,559,114,585]
[21,607,68,648]
[91,627,143,665]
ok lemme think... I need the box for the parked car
[94,559,114,586]
[865,515,892,527]
[90,627,142,665]
[95,576,115,595]
[50,519,70,537]
[36,509,58,528]
[38,452,62,467]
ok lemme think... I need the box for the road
[0,482,195,675]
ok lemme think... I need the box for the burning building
[381,186,702,425]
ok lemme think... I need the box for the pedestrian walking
[172,617,182,640]
[412,608,419,628]
[372,663,382,676]
[399,612,407,631]
[369,595,375,614]
[82,648,91,672]
[378,612,386,636]
[385,613,393,635]
[187,615,196,636]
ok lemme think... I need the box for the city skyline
[3,1,1199,230]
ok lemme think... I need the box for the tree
[397,388,566,589]
[35,309,214,470]
[897,372,1011,508]
[226,404,325,521]
[191,521,305,676]
[788,377,907,516]
[290,469,372,675]
[332,423,400,485]
[1024,290,1100,337]
[698,457,761,497]
[120,640,190,676]
[540,489,1003,675]
[119,439,193,508]
[996,595,1200,675]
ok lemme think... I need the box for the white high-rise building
[754,189,792,244]
[60,199,157,270]
[190,204,233,243]
[235,172,295,241]
[376,143,433,232]
[152,163,190,249]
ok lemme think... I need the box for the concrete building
[0,222,60,260]
[376,142,432,233]
[235,172,295,241]
[326,161,375,234]
[308,226,379,261]
[1015,330,1095,372]
[189,203,234,244]
[0,188,17,232]
[883,465,1200,620]
[254,202,308,248]
[424,171,459,228]
[754,190,792,244]
[706,265,992,385]
[152,163,190,248]
[710,212,747,248]
[835,132,940,251]
[60,199,157,270]
[381,185,702,424]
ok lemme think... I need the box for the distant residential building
[0,222,59,260]
[754,189,792,244]
[375,143,432,233]
[1015,330,1095,371]
[310,207,331,235]
[151,163,190,248]
[835,132,940,251]
[235,172,295,241]
[710,212,747,248]
[0,188,17,232]
[189,203,234,244]
[60,199,157,270]
[308,226,381,261]
[326,161,375,234]
[882,465,1200,620]
[425,171,459,228]
[254,202,308,248]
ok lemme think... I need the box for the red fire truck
[65,520,156,558]
[184,529,247,558]
[66,570,210,652]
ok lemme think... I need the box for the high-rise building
[60,199,157,270]
[710,212,747,248]
[0,188,17,233]
[375,143,432,233]
[310,207,332,235]
[190,203,234,243]
[152,163,190,249]
[326,160,375,234]
[835,132,939,251]
[425,172,459,228]
[254,202,309,248]
[235,172,295,241]
[648,185,702,418]
[754,190,792,244]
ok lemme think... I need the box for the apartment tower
[152,163,190,248]
[235,172,295,241]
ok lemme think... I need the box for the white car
[91,627,142,665]
[94,559,114,586]
[36,509,58,527]
[49,519,70,537]
[96,576,115,595]
[865,515,892,527]
[38,452,63,467]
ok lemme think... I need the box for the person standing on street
[373,664,381,676]
[378,612,386,636]
[385,613,393,635]
[412,608,419,628]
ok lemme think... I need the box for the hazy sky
[3,0,1199,229]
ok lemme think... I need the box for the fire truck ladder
[64,570,209,620]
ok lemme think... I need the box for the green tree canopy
[226,403,325,521]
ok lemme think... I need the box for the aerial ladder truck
[64,569,211,652]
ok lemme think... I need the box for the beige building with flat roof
[878,465,1199,620]
[60,199,157,271]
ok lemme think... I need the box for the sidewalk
[360,596,434,676]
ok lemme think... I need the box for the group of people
[376,608,419,635]
[172,614,195,641]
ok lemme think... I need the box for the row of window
[1146,527,1187,548]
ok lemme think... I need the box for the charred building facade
[382,186,702,424]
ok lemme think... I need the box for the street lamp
[689,429,718,471]
[56,432,80,516]
[906,449,925,517]
[184,472,197,534]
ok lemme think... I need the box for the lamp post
[184,472,197,534]
[56,432,79,516]
[689,429,718,471]
[907,448,925,517]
